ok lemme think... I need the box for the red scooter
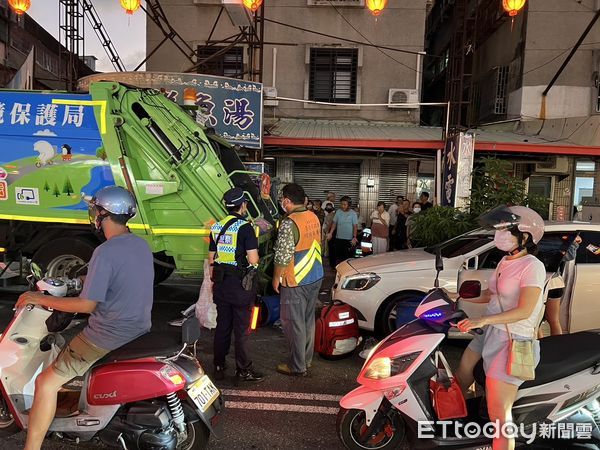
[0,264,222,449]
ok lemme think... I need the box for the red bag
[429,351,468,420]
[315,301,360,358]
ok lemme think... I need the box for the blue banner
[79,72,263,149]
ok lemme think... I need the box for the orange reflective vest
[282,210,324,287]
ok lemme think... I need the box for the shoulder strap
[213,217,240,261]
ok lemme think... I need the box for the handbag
[429,351,468,420]
[497,294,536,381]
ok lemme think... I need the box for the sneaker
[276,363,308,377]
[235,369,265,383]
[214,365,225,381]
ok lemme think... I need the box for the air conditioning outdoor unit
[388,89,420,109]
[534,157,569,174]
[263,86,279,107]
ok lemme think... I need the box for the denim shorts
[467,325,540,386]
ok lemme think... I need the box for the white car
[332,222,600,336]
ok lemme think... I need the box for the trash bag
[195,260,217,330]
[359,337,379,359]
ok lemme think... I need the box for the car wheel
[376,293,424,337]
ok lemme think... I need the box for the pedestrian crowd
[299,190,435,265]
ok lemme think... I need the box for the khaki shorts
[52,333,110,379]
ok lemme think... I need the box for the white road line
[222,389,342,402]
[225,401,338,415]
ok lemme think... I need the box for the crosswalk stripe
[224,401,338,415]
[222,389,341,402]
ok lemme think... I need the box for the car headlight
[341,273,381,291]
[364,352,421,380]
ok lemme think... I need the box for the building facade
[146,0,431,220]
[424,0,600,221]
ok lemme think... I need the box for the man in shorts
[16,186,154,450]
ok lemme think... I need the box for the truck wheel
[336,408,405,450]
[153,252,175,285]
[32,237,96,278]
[376,293,424,338]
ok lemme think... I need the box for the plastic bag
[195,260,217,330]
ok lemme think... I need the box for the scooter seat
[473,331,600,389]
[93,330,183,367]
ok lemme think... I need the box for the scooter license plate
[188,375,219,413]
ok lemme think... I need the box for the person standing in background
[406,202,421,248]
[419,192,433,211]
[387,196,402,250]
[327,196,358,266]
[323,192,336,211]
[394,199,412,250]
[369,201,390,255]
[323,203,336,267]
[312,199,325,227]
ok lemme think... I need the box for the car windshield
[424,230,493,258]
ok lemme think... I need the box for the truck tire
[153,252,175,285]
[32,237,96,278]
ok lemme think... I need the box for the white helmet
[479,205,544,244]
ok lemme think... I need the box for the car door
[567,231,600,332]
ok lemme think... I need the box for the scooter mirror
[435,249,444,272]
[459,280,482,299]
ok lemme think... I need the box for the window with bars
[196,46,244,79]
[309,47,358,103]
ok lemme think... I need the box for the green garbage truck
[0,81,277,284]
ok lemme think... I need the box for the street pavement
[0,273,467,450]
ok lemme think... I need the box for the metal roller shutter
[378,160,409,206]
[293,161,361,205]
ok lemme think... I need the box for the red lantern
[502,0,526,17]
[366,0,387,16]
[8,0,31,15]
[120,0,141,15]
[243,0,263,12]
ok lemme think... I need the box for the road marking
[224,401,338,415]
[223,389,342,402]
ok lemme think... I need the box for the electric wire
[327,0,420,74]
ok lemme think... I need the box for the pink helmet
[507,206,544,244]
[479,205,545,244]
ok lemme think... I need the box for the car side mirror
[459,280,482,299]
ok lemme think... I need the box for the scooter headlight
[341,273,381,291]
[364,352,421,380]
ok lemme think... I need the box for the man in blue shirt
[16,186,153,450]
[327,195,359,266]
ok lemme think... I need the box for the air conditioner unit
[534,157,569,174]
[263,86,279,107]
[388,89,420,109]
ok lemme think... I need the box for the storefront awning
[263,118,600,156]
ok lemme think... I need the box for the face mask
[494,229,518,252]
[413,207,421,213]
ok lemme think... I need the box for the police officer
[209,187,264,383]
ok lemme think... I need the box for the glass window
[309,48,358,104]
[425,234,492,258]
[576,160,596,172]
[573,176,594,220]
[537,232,576,272]
[575,232,600,264]
[528,175,553,220]
[196,46,244,79]
[479,247,505,270]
